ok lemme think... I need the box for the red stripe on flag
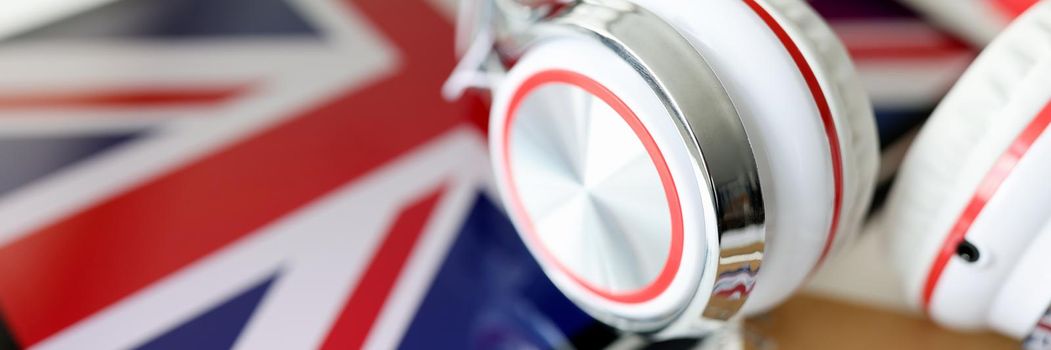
[846,43,970,60]
[0,86,250,109]
[831,22,973,61]
[319,187,444,350]
[0,0,467,345]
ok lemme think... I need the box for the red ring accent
[501,69,684,304]
[743,0,844,267]
[922,101,1051,311]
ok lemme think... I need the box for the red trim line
[922,101,1051,310]
[743,0,844,267]
[501,69,684,304]
[320,187,445,350]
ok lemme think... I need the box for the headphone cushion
[758,0,880,267]
[630,0,879,315]
[883,1,1051,328]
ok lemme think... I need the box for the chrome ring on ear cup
[547,0,767,322]
[486,0,766,331]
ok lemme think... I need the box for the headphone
[881,1,1051,345]
[449,0,1051,343]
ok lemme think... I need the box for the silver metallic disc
[507,82,673,295]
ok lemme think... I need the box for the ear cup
[882,1,1051,331]
[633,0,878,314]
[487,0,879,330]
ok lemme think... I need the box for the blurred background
[0,0,1035,349]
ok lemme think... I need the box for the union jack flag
[0,0,593,348]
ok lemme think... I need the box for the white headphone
[450,0,1051,343]
[882,1,1051,345]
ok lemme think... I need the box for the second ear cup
[882,1,1051,332]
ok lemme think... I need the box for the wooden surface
[746,294,1017,350]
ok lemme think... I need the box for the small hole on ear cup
[956,240,981,263]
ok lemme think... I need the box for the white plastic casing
[884,1,1051,336]
[928,62,1051,331]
